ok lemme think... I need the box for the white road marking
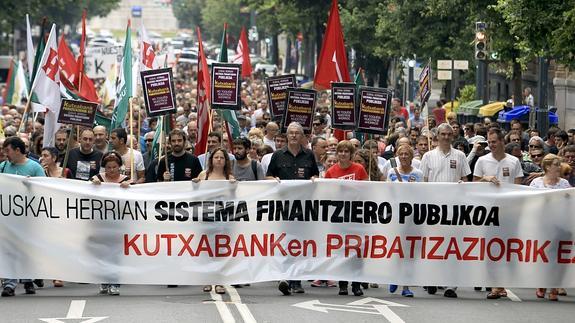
[39,299,108,323]
[209,286,236,323]
[293,298,408,322]
[505,289,522,302]
[226,285,257,323]
[373,305,406,323]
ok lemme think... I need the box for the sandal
[215,285,226,295]
[53,280,64,287]
[499,290,507,297]
[548,292,558,301]
[536,288,545,298]
[557,288,567,296]
[486,291,501,299]
[203,285,212,292]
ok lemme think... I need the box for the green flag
[354,68,365,143]
[217,23,241,140]
[110,20,133,132]
[151,116,163,160]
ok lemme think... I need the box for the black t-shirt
[155,152,202,182]
[65,148,103,181]
[266,146,319,180]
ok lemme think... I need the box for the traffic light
[475,22,487,60]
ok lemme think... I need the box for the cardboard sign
[84,46,122,79]
[141,68,177,117]
[282,88,317,134]
[210,63,241,110]
[265,74,296,123]
[330,82,357,130]
[356,86,391,134]
[57,99,98,127]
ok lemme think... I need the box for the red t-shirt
[324,162,368,181]
[399,107,409,120]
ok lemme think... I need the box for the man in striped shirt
[420,123,471,298]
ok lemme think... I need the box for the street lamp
[407,59,416,102]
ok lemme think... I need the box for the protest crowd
[1,4,574,303]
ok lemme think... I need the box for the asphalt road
[0,282,573,323]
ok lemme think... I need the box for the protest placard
[210,63,241,110]
[331,82,357,130]
[140,68,177,117]
[57,99,98,127]
[356,86,391,134]
[282,88,317,133]
[265,74,296,123]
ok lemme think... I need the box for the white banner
[84,46,122,79]
[1,174,574,287]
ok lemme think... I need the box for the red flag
[79,73,99,103]
[76,9,87,87]
[313,0,350,90]
[195,27,211,156]
[232,27,252,78]
[58,35,79,86]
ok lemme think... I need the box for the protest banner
[57,99,98,127]
[84,46,122,79]
[140,67,177,117]
[356,86,391,134]
[210,62,241,110]
[330,82,357,130]
[1,174,574,287]
[265,74,296,123]
[282,88,317,133]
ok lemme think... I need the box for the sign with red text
[57,99,98,127]
[210,63,241,110]
[1,174,575,287]
[282,88,317,134]
[266,74,296,123]
[141,68,177,117]
[357,86,391,134]
[330,82,357,130]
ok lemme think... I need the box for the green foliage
[202,0,249,41]
[172,0,205,29]
[457,85,477,104]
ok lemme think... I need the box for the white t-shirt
[473,153,523,184]
[120,148,145,173]
[529,177,571,189]
[263,137,276,150]
[260,153,272,174]
[382,157,421,179]
[420,147,471,182]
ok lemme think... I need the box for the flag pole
[163,114,169,174]
[61,126,74,177]
[129,97,135,181]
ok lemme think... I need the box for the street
[0,282,573,323]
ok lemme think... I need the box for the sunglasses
[529,145,542,148]
[531,154,544,158]
[145,139,154,142]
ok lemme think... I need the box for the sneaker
[108,285,120,296]
[361,282,369,289]
[338,287,348,295]
[310,280,323,287]
[292,283,305,294]
[33,279,44,288]
[167,285,178,288]
[444,289,457,298]
[389,284,398,293]
[402,289,414,297]
[474,287,482,291]
[352,285,364,296]
[426,286,437,295]
[1,287,15,297]
[278,280,291,296]
[99,285,109,294]
[326,280,338,287]
[24,282,36,295]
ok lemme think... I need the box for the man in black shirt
[266,122,319,296]
[156,129,202,182]
[66,128,103,181]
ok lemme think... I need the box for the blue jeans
[2,279,33,290]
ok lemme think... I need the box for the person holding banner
[324,140,368,297]
[66,129,103,181]
[353,149,384,181]
[90,151,131,295]
[420,123,471,298]
[267,122,319,295]
[156,129,202,182]
[109,128,145,184]
[0,136,46,297]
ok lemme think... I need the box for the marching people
[65,128,104,181]
[109,128,146,183]
[91,151,131,296]
[156,129,202,182]
[232,137,265,181]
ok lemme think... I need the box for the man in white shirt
[110,128,145,183]
[473,127,523,300]
[420,123,471,298]
[263,122,279,150]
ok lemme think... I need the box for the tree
[171,0,205,29]
[202,0,249,42]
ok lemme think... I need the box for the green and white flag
[110,20,133,132]
[217,24,241,140]
[8,60,29,105]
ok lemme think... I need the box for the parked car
[255,61,278,77]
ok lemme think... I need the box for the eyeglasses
[531,154,544,158]
[529,145,542,148]
[145,139,154,142]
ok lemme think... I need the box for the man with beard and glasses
[232,137,265,182]
[156,129,202,182]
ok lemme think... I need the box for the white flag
[139,24,158,72]
[30,24,61,147]
[26,14,34,82]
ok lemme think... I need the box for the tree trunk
[512,58,522,106]
[271,33,279,67]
